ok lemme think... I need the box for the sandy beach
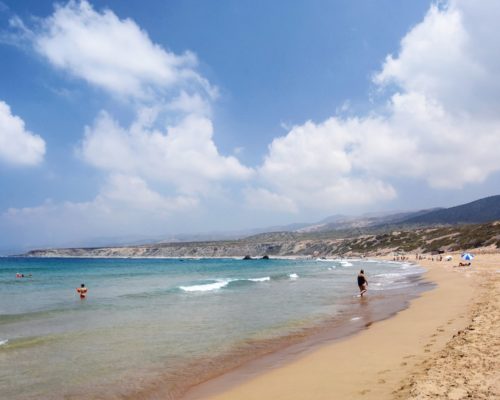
[183,252,500,400]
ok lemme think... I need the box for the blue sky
[1,0,499,252]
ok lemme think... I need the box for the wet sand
[183,252,499,400]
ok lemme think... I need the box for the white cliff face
[22,239,347,258]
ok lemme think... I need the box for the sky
[1,0,499,253]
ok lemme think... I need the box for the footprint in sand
[378,379,386,384]
[378,369,391,375]
[400,362,408,366]
[359,389,371,395]
[403,354,415,359]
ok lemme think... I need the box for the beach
[0,257,427,400]
[183,252,500,400]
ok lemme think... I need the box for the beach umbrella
[461,253,474,261]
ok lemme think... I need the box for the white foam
[0,339,8,346]
[248,277,271,282]
[180,280,231,292]
[340,261,353,267]
[350,317,361,321]
[289,273,299,279]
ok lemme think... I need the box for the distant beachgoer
[357,270,368,297]
[76,283,88,299]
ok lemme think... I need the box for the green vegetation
[326,221,500,254]
[244,221,500,255]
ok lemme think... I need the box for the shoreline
[120,259,429,400]
[1,256,428,400]
[181,252,499,400]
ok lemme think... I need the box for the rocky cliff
[21,221,500,258]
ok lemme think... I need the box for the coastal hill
[20,194,500,258]
[285,195,500,233]
[400,195,500,225]
[23,221,500,258]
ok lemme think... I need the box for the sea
[0,257,430,399]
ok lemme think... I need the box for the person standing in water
[76,283,88,299]
[357,270,368,297]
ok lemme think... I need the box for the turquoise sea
[0,257,429,399]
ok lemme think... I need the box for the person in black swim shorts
[357,269,368,297]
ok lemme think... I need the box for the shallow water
[0,257,427,399]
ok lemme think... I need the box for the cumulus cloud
[0,100,45,166]
[79,111,253,194]
[28,0,251,192]
[254,0,500,211]
[0,0,252,246]
[31,0,213,99]
[374,1,500,116]
[98,173,199,213]
[258,117,397,210]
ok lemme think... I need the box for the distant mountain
[294,209,440,233]
[402,195,500,225]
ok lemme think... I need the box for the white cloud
[243,187,298,213]
[28,1,251,194]
[79,111,253,194]
[0,100,45,166]
[374,1,500,116]
[98,173,199,213]
[0,0,254,247]
[2,173,199,247]
[255,0,500,211]
[32,0,213,100]
[258,117,397,211]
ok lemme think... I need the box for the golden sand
[183,252,499,400]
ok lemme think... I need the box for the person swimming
[76,283,88,299]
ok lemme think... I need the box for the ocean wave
[374,269,422,279]
[370,268,424,291]
[370,282,420,291]
[289,273,298,279]
[179,280,232,292]
[179,276,272,292]
[0,339,8,346]
[248,277,271,282]
[339,261,353,267]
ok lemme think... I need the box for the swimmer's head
[360,269,364,274]
[81,283,85,288]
